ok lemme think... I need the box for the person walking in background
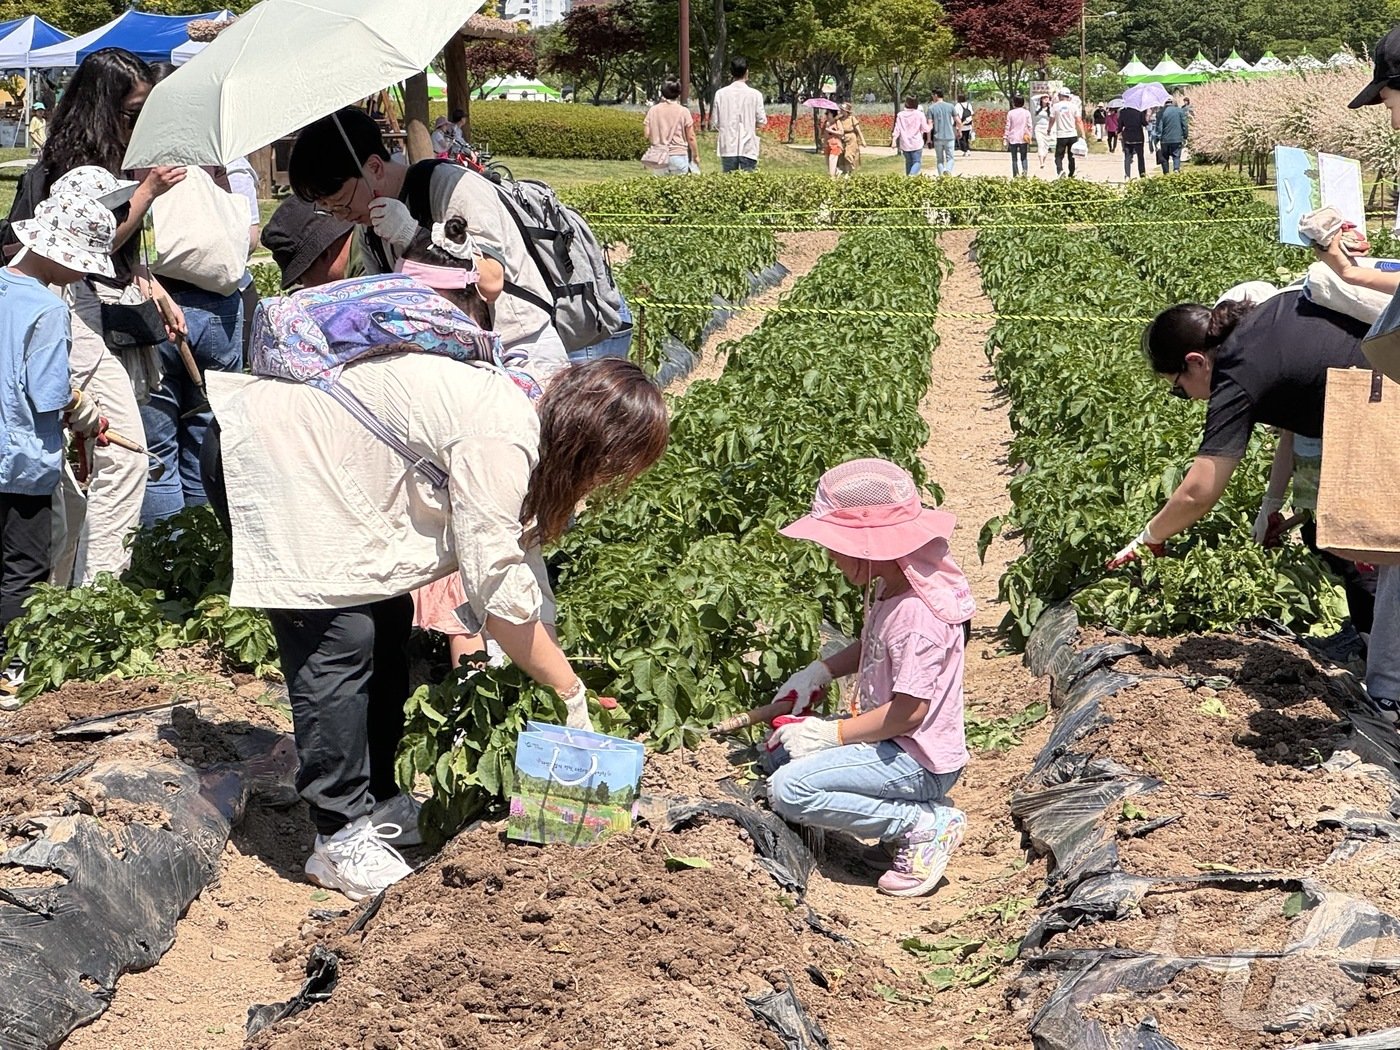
[1155,98,1188,174]
[1092,103,1107,141]
[711,56,766,173]
[1033,94,1053,170]
[643,79,699,176]
[1003,95,1031,178]
[1050,87,1083,179]
[1105,105,1120,153]
[834,102,866,174]
[822,111,843,177]
[26,102,46,154]
[955,94,974,156]
[926,89,958,176]
[1119,104,1147,179]
[1146,106,1159,157]
[892,96,930,176]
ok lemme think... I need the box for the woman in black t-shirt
[1107,290,1369,570]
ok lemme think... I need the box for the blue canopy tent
[0,16,72,148]
[25,9,224,68]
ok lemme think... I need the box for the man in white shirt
[1050,86,1085,179]
[711,56,767,173]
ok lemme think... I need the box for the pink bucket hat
[781,458,956,561]
[782,459,975,625]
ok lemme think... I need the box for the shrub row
[429,100,646,160]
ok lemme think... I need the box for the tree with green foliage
[850,0,954,112]
[542,0,647,104]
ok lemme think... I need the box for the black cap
[260,197,353,289]
[1349,25,1400,108]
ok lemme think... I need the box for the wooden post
[249,145,274,198]
[403,73,433,161]
[444,30,470,122]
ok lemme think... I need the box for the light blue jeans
[902,148,923,176]
[767,739,962,842]
[933,138,956,175]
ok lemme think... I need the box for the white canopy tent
[1119,54,1151,78]
[1148,54,1186,79]
[1220,50,1254,72]
[1185,53,1218,75]
[26,9,226,68]
[1290,53,1323,71]
[1327,50,1359,68]
[0,16,71,149]
[171,11,237,65]
[1253,51,1288,72]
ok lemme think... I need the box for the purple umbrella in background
[1121,82,1171,111]
[802,97,840,111]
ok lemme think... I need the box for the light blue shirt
[0,269,71,495]
[926,100,957,142]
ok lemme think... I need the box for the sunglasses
[121,107,142,129]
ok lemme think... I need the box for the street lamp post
[679,0,690,105]
[893,63,901,116]
[1079,8,1118,104]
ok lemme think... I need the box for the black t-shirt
[1118,107,1147,143]
[1198,289,1370,459]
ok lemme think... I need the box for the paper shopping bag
[1315,367,1400,564]
[507,722,645,846]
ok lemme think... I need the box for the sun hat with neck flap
[781,458,976,625]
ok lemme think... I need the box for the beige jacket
[206,355,554,624]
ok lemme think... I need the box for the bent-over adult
[205,356,668,900]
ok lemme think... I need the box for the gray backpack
[402,161,629,353]
[494,178,628,353]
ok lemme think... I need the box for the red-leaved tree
[457,37,538,137]
[544,0,646,105]
[943,0,1081,103]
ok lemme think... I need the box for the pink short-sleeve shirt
[856,588,969,774]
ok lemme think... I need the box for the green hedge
[428,100,646,160]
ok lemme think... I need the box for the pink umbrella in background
[802,97,840,111]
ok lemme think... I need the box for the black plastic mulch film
[1014,603,1400,1050]
[0,707,296,1050]
[651,262,790,388]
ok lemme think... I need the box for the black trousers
[959,129,972,154]
[267,595,414,836]
[0,492,52,640]
[1054,136,1077,176]
[1122,140,1146,177]
[1107,131,1118,152]
[1302,520,1375,635]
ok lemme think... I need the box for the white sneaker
[370,793,424,847]
[305,816,414,902]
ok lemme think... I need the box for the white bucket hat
[13,193,117,278]
[50,165,140,210]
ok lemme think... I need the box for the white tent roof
[1253,51,1287,72]
[1149,54,1186,76]
[1327,50,1359,67]
[1290,53,1323,70]
[1220,50,1253,72]
[0,15,69,68]
[1119,54,1151,77]
[1185,53,1218,74]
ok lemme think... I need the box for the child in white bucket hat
[765,458,975,897]
[0,193,117,704]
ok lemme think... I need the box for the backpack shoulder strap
[323,383,450,490]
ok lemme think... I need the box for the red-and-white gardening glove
[1252,497,1285,547]
[1106,526,1166,570]
[773,660,833,716]
[64,388,109,443]
[764,716,843,760]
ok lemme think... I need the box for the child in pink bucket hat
[766,457,975,897]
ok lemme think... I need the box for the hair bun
[443,215,470,242]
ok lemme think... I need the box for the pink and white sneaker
[877,807,966,897]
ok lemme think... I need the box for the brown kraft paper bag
[1316,367,1400,564]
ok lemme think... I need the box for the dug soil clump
[254,812,925,1050]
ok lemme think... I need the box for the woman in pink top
[764,458,975,898]
[1003,95,1033,178]
[642,79,699,175]
[890,95,930,176]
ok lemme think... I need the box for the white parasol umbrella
[802,98,840,111]
[123,0,484,169]
[1107,97,1125,109]
[1121,82,1171,111]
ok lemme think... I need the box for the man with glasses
[286,107,567,384]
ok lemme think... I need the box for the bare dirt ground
[668,230,844,397]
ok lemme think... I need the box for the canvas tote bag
[150,166,250,296]
[1315,367,1400,564]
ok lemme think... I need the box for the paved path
[861,143,1154,186]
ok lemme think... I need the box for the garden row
[977,171,1343,643]
[397,225,949,844]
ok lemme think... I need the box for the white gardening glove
[1252,497,1285,545]
[765,716,843,760]
[774,660,833,716]
[560,679,594,731]
[368,196,420,249]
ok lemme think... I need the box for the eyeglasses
[1168,372,1190,400]
[316,179,363,220]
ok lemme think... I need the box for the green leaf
[1196,697,1232,719]
[1282,891,1312,918]
[1120,800,1148,821]
[664,855,713,871]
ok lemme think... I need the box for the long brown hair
[523,359,669,545]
